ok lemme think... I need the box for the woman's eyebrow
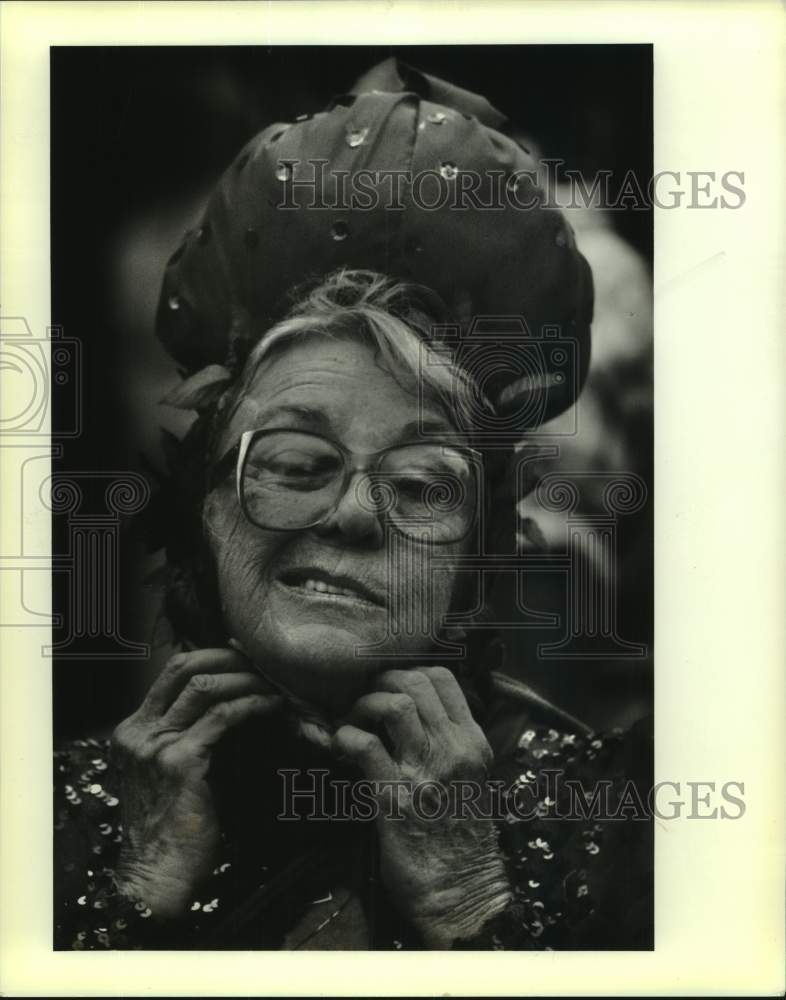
[397,418,454,441]
[257,403,328,428]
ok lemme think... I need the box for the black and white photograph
[0,1,783,994]
[49,43,655,952]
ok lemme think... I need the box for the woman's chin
[248,623,387,712]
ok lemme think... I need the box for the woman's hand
[109,647,282,920]
[333,667,512,948]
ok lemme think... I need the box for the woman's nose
[312,472,385,548]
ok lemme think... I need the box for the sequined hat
[156,58,593,430]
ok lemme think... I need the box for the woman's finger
[174,692,283,756]
[331,724,398,782]
[160,671,274,731]
[375,669,449,733]
[140,647,272,717]
[416,666,475,725]
[344,691,427,762]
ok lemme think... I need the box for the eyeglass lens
[240,430,476,542]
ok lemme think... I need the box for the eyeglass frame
[208,427,483,545]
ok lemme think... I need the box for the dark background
[51,45,653,740]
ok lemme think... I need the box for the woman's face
[204,334,469,714]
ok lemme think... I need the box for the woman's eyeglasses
[212,429,480,545]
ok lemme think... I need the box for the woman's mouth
[277,568,384,608]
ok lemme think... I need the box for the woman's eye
[397,475,430,497]
[259,451,338,481]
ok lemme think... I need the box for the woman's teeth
[298,578,364,599]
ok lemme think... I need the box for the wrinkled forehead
[216,331,459,457]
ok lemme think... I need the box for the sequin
[167,295,180,311]
[77,896,87,906]
[191,902,201,911]
[99,823,112,835]
[518,731,536,749]
[590,739,603,750]
[542,852,555,861]
[275,162,293,182]
[528,880,540,888]
[105,796,119,807]
[115,919,127,929]
[439,162,459,180]
[139,908,152,918]
[585,842,600,855]
[331,221,349,241]
[426,111,448,124]
[577,884,589,897]
[545,729,559,742]
[393,939,403,949]
[345,126,369,148]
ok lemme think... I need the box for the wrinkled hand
[110,647,282,919]
[333,667,512,948]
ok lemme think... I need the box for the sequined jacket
[54,671,653,951]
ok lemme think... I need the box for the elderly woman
[54,60,652,951]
